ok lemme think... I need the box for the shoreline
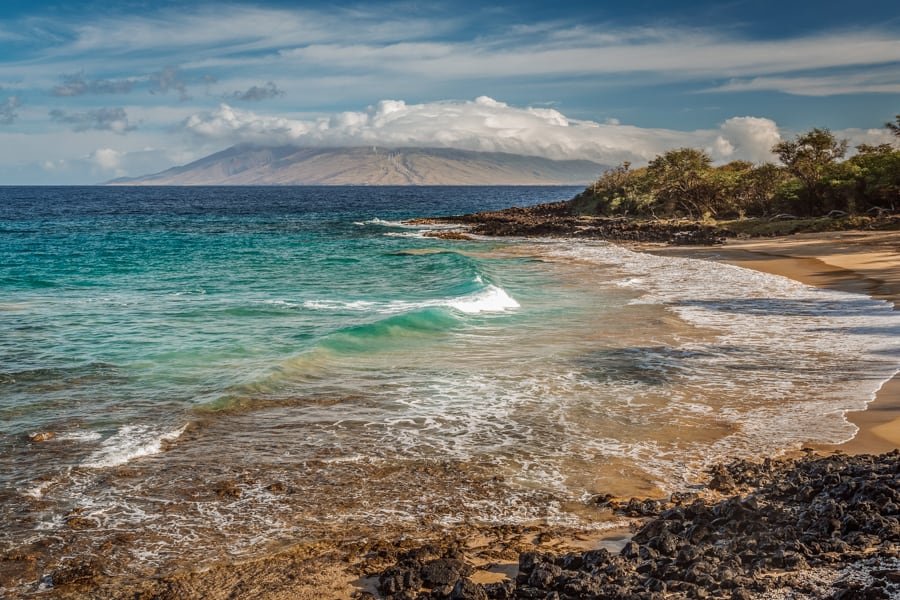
[347,228,900,600]
[30,228,900,599]
[643,229,900,456]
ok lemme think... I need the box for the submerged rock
[423,231,474,241]
[51,557,104,586]
[213,480,243,498]
[64,516,98,531]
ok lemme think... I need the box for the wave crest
[302,279,520,316]
[447,284,520,314]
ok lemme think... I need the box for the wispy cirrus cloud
[50,107,136,133]
[273,30,900,82]
[707,70,900,96]
[37,6,898,84]
[62,5,455,57]
[2,6,897,99]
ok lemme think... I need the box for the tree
[733,163,790,217]
[705,161,753,218]
[772,128,848,215]
[856,143,897,155]
[887,115,900,137]
[646,148,716,218]
[571,162,651,216]
[846,144,900,212]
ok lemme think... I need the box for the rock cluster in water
[411,202,729,245]
[373,452,900,600]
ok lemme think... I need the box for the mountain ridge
[107,145,606,186]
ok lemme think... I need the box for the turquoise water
[1,186,567,434]
[2,186,899,594]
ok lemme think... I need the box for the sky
[0,0,898,184]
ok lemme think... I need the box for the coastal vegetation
[418,118,898,244]
[571,119,900,225]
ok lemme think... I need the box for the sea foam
[56,430,103,442]
[541,240,900,472]
[81,424,187,469]
[353,217,409,227]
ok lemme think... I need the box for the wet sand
[647,229,900,455]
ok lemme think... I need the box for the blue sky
[0,0,898,183]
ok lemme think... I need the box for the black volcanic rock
[375,452,900,600]
[413,202,730,245]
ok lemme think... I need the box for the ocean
[1,186,898,595]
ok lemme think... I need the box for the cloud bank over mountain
[183,96,787,167]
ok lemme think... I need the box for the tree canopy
[573,119,899,220]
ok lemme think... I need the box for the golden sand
[648,229,900,454]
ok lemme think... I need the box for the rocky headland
[412,202,728,245]
[410,201,900,245]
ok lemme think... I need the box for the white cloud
[85,146,198,180]
[837,127,900,152]
[41,158,68,171]
[7,97,890,185]
[183,103,313,144]
[183,97,787,165]
[1,4,895,183]
[716,117,782,163]
[89,147,123,172]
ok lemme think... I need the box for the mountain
[107,146,606,186]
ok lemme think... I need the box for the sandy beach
[23,228,900,599]
[648,229,900,455]
[360,230,900,600]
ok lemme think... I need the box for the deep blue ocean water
[2,186,898,594]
